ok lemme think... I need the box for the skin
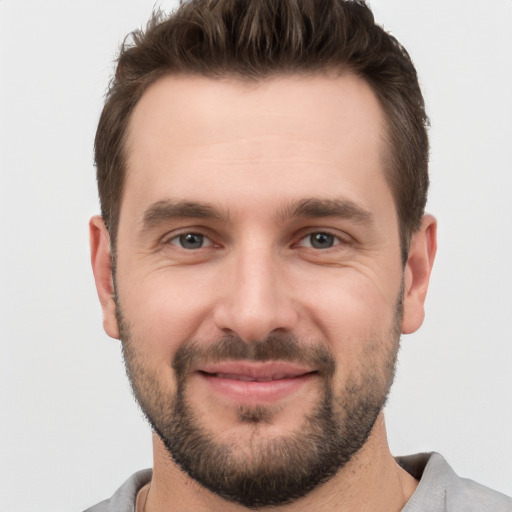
[90,73,437,511]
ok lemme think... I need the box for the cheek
[300,269,399,333]
[118,270,218,356]
[297,271,401,375]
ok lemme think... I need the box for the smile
[205,372,303,382]
[195,362,318,403]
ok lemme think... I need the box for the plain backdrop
[1,1,511,510]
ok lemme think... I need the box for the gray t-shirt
[84,453,512,511]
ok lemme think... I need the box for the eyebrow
[141,200,229,231]
[140,197,373,232]
[277,198,373,224]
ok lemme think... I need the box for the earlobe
[401,215,437,334]
[89,216,120,339]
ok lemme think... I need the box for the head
[95,0,429,263]
[90,0,436,508]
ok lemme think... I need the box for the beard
[117,299,402,509]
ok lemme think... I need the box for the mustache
[172,332,336,379]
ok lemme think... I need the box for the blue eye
[297,232,339,249]
[310,232,335,249]
[170,233,210,249]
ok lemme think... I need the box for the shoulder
[397,453,512,512]
[83,469,152,512]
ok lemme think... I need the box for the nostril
[212,285,299,344]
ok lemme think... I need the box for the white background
[1,1,511,510]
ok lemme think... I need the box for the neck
[144,413,418,512]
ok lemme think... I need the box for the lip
[195,361,317,403]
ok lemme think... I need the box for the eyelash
[296,231,344,250]
[166,232,215,250]
[164,230,348,251]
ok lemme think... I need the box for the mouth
[195,362,318,403]
[204,372,305,382]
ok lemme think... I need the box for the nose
[213,243,299,343]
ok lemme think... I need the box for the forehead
[122,73,392,225]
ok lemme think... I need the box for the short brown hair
[95,0,429,262]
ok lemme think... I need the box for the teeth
[237,375,255,382]
[214,373,293,382]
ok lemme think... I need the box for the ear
[89,216,120,339]
[401,215,437,334]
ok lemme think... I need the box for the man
[86,0,511,510]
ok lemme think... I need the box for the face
[91,73,434,507]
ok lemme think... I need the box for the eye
[168,232,213,250]
[297,232,340,249]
